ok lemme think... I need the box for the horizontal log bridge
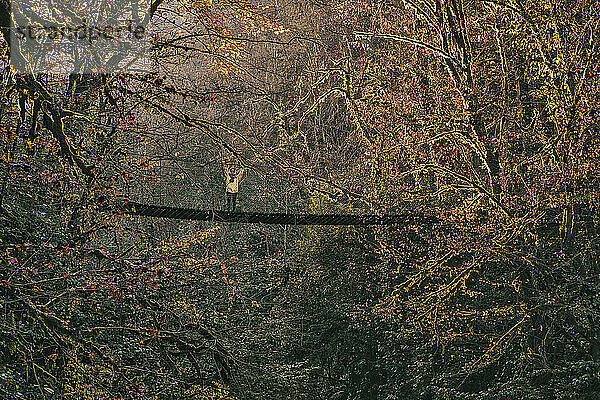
[119,202,440,226]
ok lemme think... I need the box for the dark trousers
[226,192,237,211]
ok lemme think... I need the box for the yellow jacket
[225,167,244,193]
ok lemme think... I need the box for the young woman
[224,165,244,211]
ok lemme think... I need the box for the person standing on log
[224,164,244,212]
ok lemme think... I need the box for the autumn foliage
[1,0,599,399]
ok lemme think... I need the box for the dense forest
[1,0,599,398]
